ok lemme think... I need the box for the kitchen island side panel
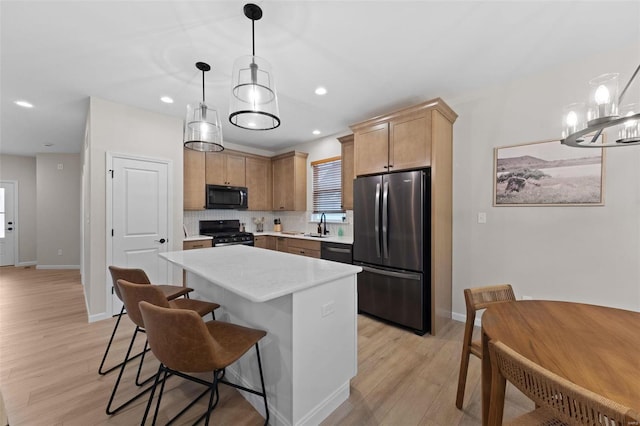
[186,272,294,425]
[185,270,357,426]
[292,274,357,424]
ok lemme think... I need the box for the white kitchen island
[159,245,362,426]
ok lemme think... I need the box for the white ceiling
[1,1,639,157]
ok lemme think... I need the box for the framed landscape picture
[493,138,605,206]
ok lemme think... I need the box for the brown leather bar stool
[99,266,194,376]
[106,279,220,416]
[455,284,515,409]
[139,301,269,426]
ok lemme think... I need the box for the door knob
[155,238,167,244]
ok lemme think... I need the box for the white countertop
[183,235,213,242]
[254,231,353,245]
[160,245,361,303]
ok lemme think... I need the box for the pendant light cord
[252,18,256,57]
[201,69,206,103]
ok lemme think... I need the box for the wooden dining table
[480,300,640,426]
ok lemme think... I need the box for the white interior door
[110,156,170,314]
[0,182,16,266]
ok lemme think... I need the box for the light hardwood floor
[0,266,531,425]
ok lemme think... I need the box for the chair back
[116,280,170,328]
[464,284,515,313]
[489,340,640,426]
[108,266,151,300]
[139,301,224,372]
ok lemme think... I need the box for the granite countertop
[254,231,353,245]
[160,245,361,302]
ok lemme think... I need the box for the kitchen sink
[304,233,328,238]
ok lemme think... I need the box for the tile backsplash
[184,210,353,238]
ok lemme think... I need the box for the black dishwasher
[321,242,353,264]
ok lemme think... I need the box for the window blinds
[312,157,342,213]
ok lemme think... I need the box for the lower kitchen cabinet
[286,239,321,259]
[276,236,288,253]
[183,239,211,250]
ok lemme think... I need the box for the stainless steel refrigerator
[353,169,430,335]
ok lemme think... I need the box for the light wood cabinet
[338,134,355,210]
[183,239,211,250]
[275,236,288,252]
[272,151,308,211]
[184,148,206,210]
[352,100,454,176]
[205,151,246,186]
[246,156,272,211]
[350,97,458,335]
[254,235,277,250]
[286,238,321,259]
[254,235,268,249]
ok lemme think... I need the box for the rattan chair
[139,301,269,426]
[488,340,640,425]
[456,284,516,409]
[105,279,220,416]
[99,266,194,376]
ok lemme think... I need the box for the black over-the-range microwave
[206,184,248,209]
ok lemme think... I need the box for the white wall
[0,155,37,265]
[84,97,184,319]
[449,45,640,317]
[36,154,81,268]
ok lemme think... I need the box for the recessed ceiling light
[15,100,34,108]
[314,87,327,96]
[160,96,174,104]
[312,130,321,135]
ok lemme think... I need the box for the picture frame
[493,138,605,206]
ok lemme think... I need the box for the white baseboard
[36,264,80,270]
[451,311,482,328]
[226,365,351,426]
[296,381,350,426]
[16,260,37,267]
[88,312,111,323]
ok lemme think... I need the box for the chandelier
[561,63,640,148]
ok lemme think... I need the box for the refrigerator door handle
[375,182,381,258]
[361,265,421,280]
[382,180,389,259]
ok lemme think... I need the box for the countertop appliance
[321,242,353,264]
[353,169,430,335]
[205,184,248,209]
[199,219,254,247]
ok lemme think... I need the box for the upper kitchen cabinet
[338,134,355,210]
[205,151,246,186]
[184,148,206,210]
[272,151,308,211]
[351,98,457,176]
[245,155,272,211]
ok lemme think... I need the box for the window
[312,156,342,213]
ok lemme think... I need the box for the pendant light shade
[184,62,224,152]
[229,4,281,131]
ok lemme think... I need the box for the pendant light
[229,3,281,131]
[184,62,224,152]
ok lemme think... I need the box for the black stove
[199,220,254,247]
